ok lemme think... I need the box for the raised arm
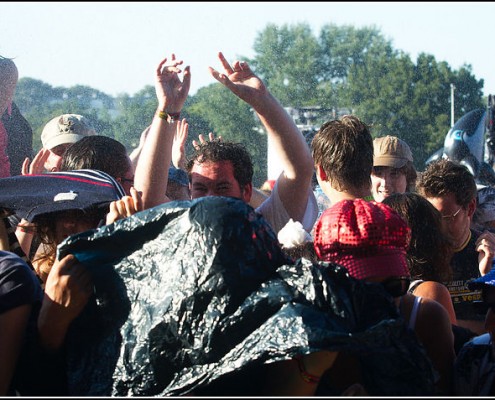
[172,118,189,171]
[208,52,314,223]
[133,54,191,209]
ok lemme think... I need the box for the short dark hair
[416,159,477,208]
[60,135,131,180]
[311,115,373,192]
[186,140,253,187]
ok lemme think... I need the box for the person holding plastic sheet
[51,195,437,396]
[313,198,455,395]
[0,170,142,395]
[454,268,495,395]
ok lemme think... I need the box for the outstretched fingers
[218,51,234,75]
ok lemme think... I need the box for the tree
[345,50,483,168]
[249,23,322,108]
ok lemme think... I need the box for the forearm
[254,92,313,180]
[254,93,314,222]
[133,110,175,209]
[37,299,72,352]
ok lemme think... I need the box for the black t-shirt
[2,102,33,177]
[445,229,486,321]
[0,250,41,313]
[0,250,43,395]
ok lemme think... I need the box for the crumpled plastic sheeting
[57,196,435,396]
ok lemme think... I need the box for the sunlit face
[54,210,101,244]
[44,143,71,172]
[426,192,473,249]
[190,160,251,202]
[371,166,407,202]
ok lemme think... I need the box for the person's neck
[453,229,472,252]
[324,185,372,205]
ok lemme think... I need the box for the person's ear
[242,182,253,203]
[467,196,477,218]
[316,164,328,182]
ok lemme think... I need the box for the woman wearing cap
[313,199,455,395]
[371,135,417,202]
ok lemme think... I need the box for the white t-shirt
[256,179,318,234]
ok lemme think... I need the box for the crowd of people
[1,51,495,396]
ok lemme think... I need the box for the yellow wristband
[157,111,181,122]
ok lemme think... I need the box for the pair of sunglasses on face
[380,276,411,298]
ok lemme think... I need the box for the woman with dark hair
[382,192,455,320]
[383,192,478,353]
[314,198,455,394]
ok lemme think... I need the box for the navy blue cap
[468,268,495,290]
[0,169,126,222]
[168,166,189,187]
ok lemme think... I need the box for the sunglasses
[441,207,462,222]
[381,276,411,298]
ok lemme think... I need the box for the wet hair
[382,192,453,282]
[60,135,131,180]
[311,115,373,192]
[416,158,477,208]
[186,139,253,187]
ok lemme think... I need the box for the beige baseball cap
[373,135,413,168]
[41,114,96,150]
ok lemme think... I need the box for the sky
[1,1,495,98]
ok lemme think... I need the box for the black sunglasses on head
[381,276,411,298]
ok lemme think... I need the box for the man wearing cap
[371,135,417,203]
[454,269,495,395]
[22,114,96,174]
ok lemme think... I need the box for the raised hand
[173,118,189,170]
[22,148,51,175]
[105,186,143,225]
[476,230,495,275]
[192,132,221,150]
[155,54,191,113]
[208,52,266,109]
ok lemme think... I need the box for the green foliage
[250,23,322,107]
[12,22,487,181]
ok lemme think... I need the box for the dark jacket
[2,101,33,176]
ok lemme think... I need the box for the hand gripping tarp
[57,196,435,396]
